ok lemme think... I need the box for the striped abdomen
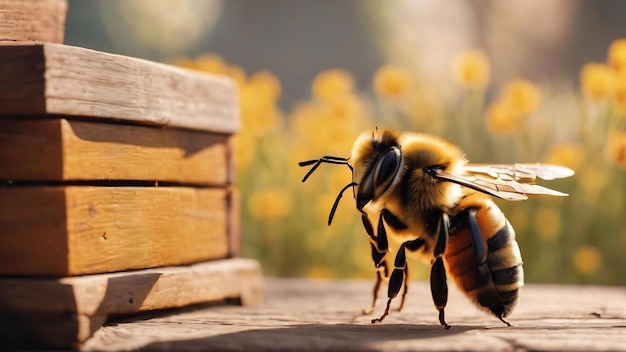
[444,196,524,319]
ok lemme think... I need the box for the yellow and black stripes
[445,197,523,322]
[486,220,523,316]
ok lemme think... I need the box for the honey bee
[299,128,574,328]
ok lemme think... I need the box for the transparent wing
[431,163,574,201]
[463,163,575,182]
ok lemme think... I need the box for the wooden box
[0,1,263,349]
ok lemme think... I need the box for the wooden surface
[81,279,626,352]
[0,43,239,133]
[0,186,238,276]
[0,0,67,43]
[0,258,263,349]
[0,118,232,184]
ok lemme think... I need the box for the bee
[299,128,574,328]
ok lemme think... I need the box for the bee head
[351,129,404,211]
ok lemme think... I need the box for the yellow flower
[373,65,413,99]
[320,93,365,124]
[232,132,257,172]
[312,69,355,102]
[500,79,542,116]
[580,62,615,101]
[608,38,626,73]
[572,245,602,276]
[239,82,280,137]
[485,101,520,134]
[289,102,319,137]
[606,130,626,168]
[249,70,282,102]
[543,143,585,171]
[533,207,561,244]
[248,189,291,220]
[452,49,490,89]
[194,53,227,74]
[310,118,360,156]
[289,101,360,156]
[613,70,626,113]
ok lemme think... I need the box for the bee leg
[362,243,388,315]
[431,257,451,329]
[361,213,376,242]
[499,316,512,327]
[368,211,391,316]
[379,208,411,312]
[376,212,389,253]
[361,214,387,315]
[394,264,408,312]
[397,238,425,312]
[430,213,451,329]
[372,243,407,324]
[466,209,511,327]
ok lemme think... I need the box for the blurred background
[65,0,626,285]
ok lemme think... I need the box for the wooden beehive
[0,0,263,349]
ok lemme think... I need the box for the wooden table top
[82,278,626,351]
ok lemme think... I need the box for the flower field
[174,39,626,285]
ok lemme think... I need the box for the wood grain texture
[0,186,236,276]
[226,187,241,257]
[0,118,231,184]
[0,258,264,349]
[0,0,67,43]
[0,43,240,133]
[81,279,626,352]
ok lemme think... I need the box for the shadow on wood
[139,323,474,352]
[0,259,263,349]
[0,273,161,349]
[81,279,626,351]
[0,118,231,183]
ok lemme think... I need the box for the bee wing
[463,163,575,182]
[432,163,572,201]
[433,172,530,201]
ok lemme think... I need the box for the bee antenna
[298,156,352,183]
[328,182,357,226]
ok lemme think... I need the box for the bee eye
[374,147,402,188]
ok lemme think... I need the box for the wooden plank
[226,187,241,257]
[0,118,231,185]
[0,186,235,276]
[0,43,240,133]
[0,258,264,349]
[81,279,626,352]
[0,0,67,43]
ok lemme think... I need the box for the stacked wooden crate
[0,0,263,349]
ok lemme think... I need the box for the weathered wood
[0,118,231,184]
[80,279,626,352]
[0,43,239,133]
[0,258,264,349]
[0,0,67,43]
[0,186,238,276]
